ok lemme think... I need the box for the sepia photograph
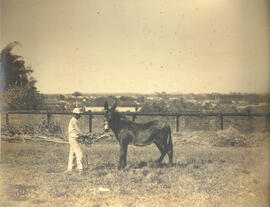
[0,0,270,206]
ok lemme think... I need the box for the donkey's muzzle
[104,121,110,132]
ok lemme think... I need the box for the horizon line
[42,92,270,96]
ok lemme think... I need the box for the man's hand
[82,132,91,137]
[79,132,90,137]
[77,134,92,146]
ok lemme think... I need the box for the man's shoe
[78,169,84,175]
[64,170,73,174]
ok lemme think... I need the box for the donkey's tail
[167,125,173,164]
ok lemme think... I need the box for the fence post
[265,115,269,129]
[6,112,9,127]
[176,115,180,132]
[88,112,93,133]
[220,114,224,130]
[47,113,52,123]
[132,114,136,122]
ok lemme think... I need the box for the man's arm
[73,120,83,136]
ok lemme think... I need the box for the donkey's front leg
[118,140,128,170]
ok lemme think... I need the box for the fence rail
[3,111,270,132]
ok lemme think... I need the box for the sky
[1,0,270,94]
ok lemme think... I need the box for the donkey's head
[104,101,118,132]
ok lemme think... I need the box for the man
[67,107,85,174]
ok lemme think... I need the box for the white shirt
[68,117,82,138]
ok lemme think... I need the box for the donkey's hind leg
[167,127,173,165]
[154,142,166,163]
[167,143,173,165]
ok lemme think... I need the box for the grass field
[0,131,269,207]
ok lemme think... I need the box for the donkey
[104,101,173,169]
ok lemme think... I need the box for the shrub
[37,119,62,136]
[5,124,35,136]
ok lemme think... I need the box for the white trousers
[67,137,84,171]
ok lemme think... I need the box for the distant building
[85,106,141,112]
[115,106,141,112]
[84,107,104,112]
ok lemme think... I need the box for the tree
[58,94,65,101]
[1,41,33,89]
[72,91,82,107]
[4,85,44,110]
[1,41,44,110]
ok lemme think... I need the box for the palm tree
[1,41,44,110]
[1,41,34,90]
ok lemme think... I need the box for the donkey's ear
[104,101,109,110]
[111,100,117,111]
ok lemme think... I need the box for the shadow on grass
[131,161,174,169]
[90,161,175,171]
[173,158,219,169]
[91,163,116,171]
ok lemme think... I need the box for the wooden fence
[3,111,270,133]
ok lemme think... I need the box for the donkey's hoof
[117,166,125,170]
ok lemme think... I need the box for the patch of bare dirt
[174,128,270,148]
